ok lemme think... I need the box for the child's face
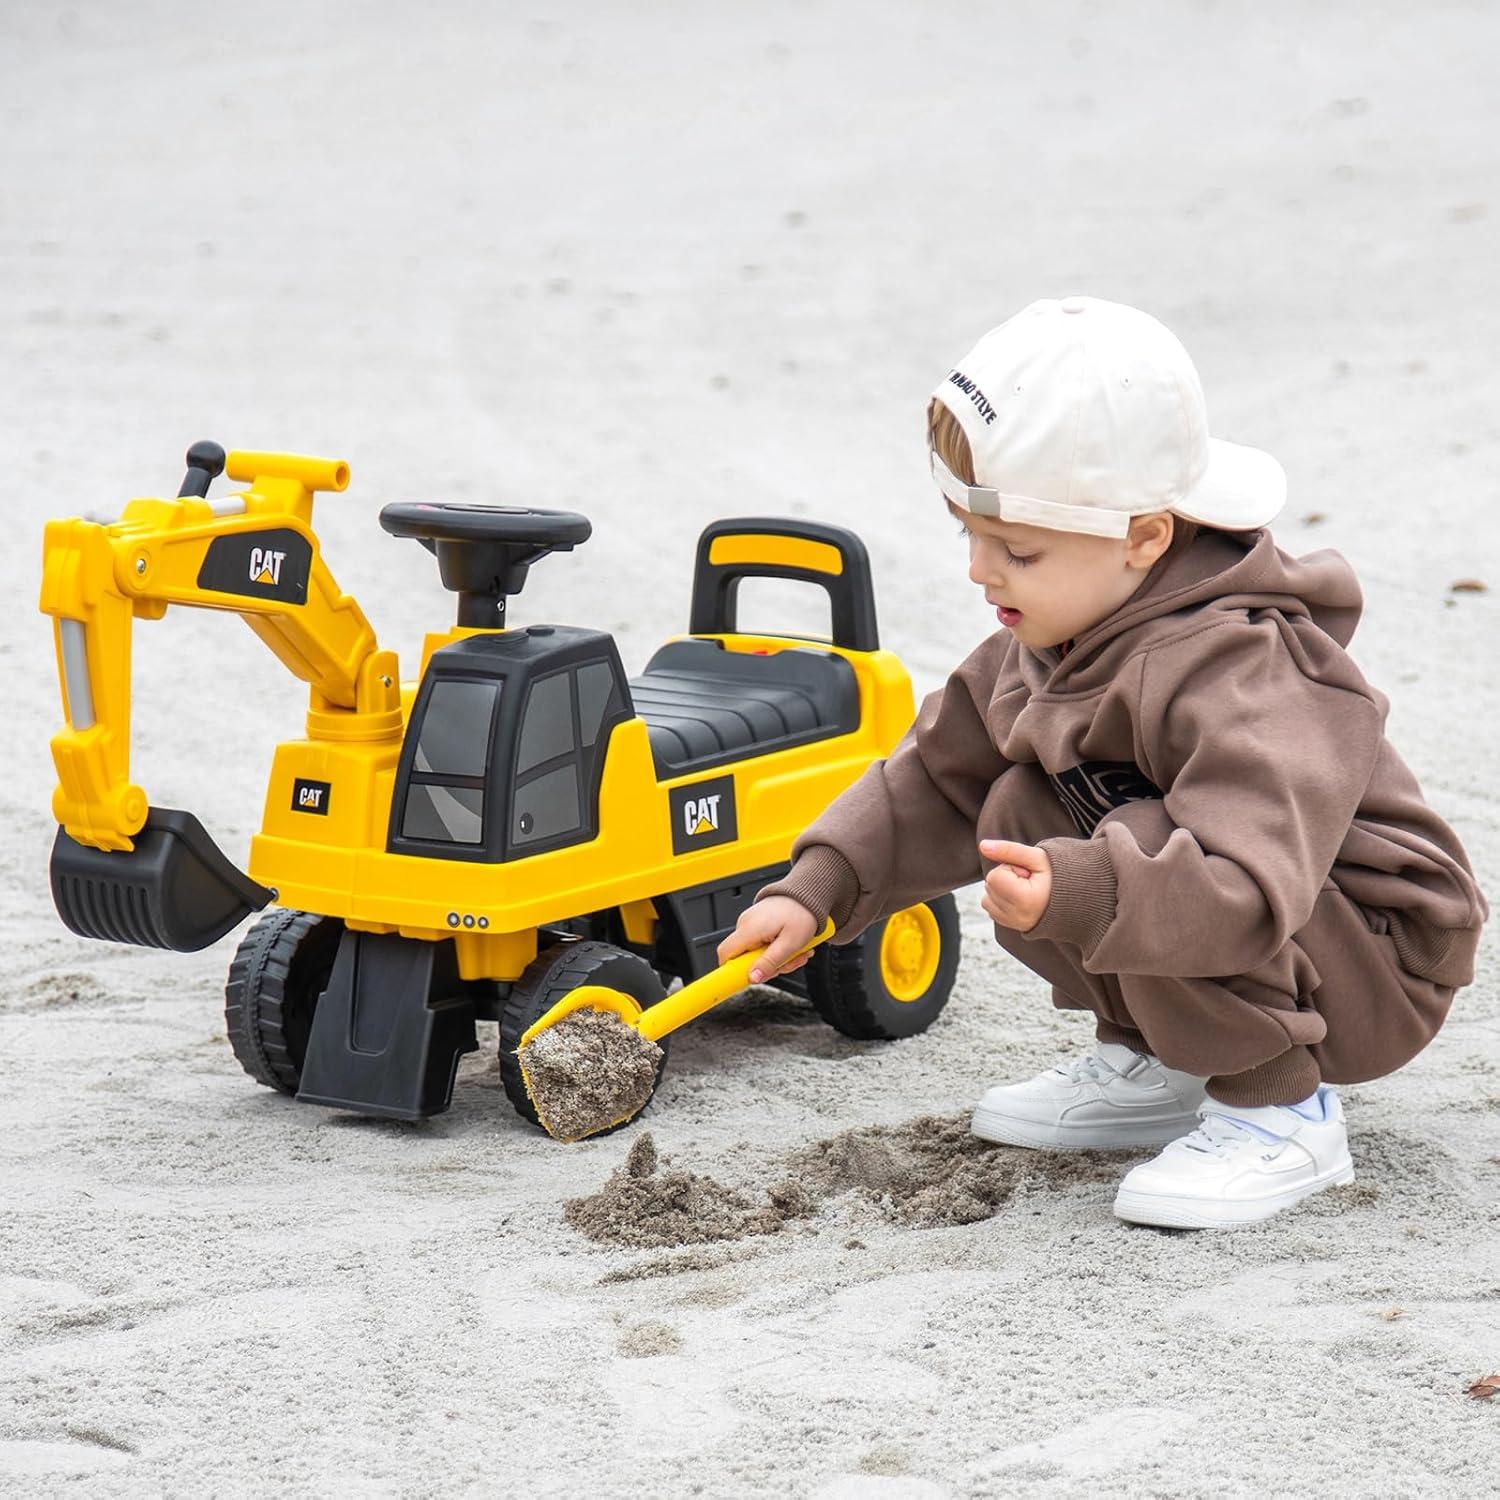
[948,499,1172,649]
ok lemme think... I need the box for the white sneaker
[970,1041,1210,1150]
[1112,1084,1354,1229]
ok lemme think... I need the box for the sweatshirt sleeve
[1020,621,1385,978]
[754,631,1015,942]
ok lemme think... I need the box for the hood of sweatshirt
[1019,526,1366,696]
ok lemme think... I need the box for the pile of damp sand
[563,1113,1130,1248]
[789,1111,1126,1227]
[563,1134,817,1248]
[518,1008,664,1142]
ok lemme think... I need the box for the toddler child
[717,294,1488,1229]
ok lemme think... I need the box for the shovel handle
[636,917,835,1043]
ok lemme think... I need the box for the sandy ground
[3,2,1499,1495]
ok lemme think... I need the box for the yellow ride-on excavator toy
[40,442,961,1129]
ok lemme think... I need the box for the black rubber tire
[806,893,961,1040]
[498,941,671,1131]
[224,908,343,1094]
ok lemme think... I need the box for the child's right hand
[717,897,820,985]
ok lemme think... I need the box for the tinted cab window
[513,669,580,847]
[399,679,500,845]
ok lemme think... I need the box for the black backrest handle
[687,517,879,652]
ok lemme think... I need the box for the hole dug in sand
[792,1113,1126,1228]
[615,1319,685,1358]
[565,1114,1130,1248]
[520,1008,663,1142]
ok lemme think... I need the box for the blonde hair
[927,398,1203,560]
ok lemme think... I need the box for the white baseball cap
[929,295,1287,539]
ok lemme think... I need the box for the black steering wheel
[379,503,592,628]
[379,503,591,550]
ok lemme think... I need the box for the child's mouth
[997,606,1023,627]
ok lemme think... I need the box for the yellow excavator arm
[39,444,401,852]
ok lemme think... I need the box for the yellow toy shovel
[516,917,835,1142]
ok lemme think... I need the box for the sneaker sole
[971,1105,1205,1151]
[1112,1157,1356,1229]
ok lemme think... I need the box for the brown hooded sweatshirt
[756,527,1488,990]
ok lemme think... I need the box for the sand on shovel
[518,1008,664,1142]
[564,1134,817,1248]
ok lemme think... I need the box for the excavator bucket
[50,806,273,952]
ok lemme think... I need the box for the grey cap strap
[929,447,1135,539]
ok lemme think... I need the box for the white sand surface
[3,2,1498,1495]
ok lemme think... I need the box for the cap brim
[1173,437,1287,531]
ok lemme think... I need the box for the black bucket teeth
[50,807,273,952]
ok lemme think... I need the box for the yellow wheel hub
[878,904,941,1002]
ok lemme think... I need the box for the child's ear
[1127,512,1175,569]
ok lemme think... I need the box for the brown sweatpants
[983,761,1456,1108]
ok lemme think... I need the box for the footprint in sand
[0,1437,132,1479]
[815,1478,950,1499]
[1164,1260,1372,1341]
[973,1405,1197,1480]
[478,1273,739,1460]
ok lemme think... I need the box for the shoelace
[1176,1111,1267,1157]
[1054,1050,1137,1085]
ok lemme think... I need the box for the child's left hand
[978,839,1053,933]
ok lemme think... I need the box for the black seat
[628,638,860,777]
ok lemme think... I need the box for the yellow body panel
[249,632,913,977]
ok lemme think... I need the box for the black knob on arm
[178,440,227,499]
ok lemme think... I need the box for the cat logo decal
[249,547,287,587]
[668,776,737,855]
